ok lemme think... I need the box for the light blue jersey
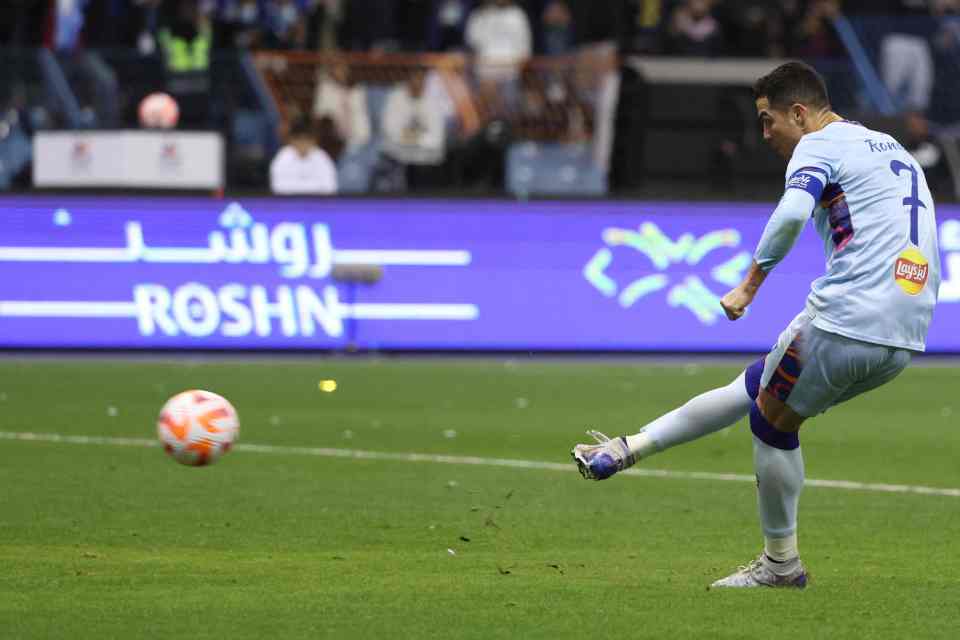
[756,120,940,351]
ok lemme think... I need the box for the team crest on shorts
[894,246,929,295]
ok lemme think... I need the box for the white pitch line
[1,430,958,498]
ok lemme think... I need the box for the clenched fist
[720,286,754,321]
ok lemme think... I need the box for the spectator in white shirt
[269,118,338,195]
[312,60,372,152]
[379,67,448,190]
[465,0,532,82]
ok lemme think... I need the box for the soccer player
[571,61,941,588]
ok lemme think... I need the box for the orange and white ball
[138,92,180,129]
[157,390,239,466]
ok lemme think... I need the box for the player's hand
[720,286,753,321]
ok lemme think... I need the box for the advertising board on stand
[0,197,957,352]
[32,132,224,190]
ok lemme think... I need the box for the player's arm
[720,184,820,321]
[720,260,767,320]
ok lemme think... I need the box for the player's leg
[713,326,912,588]
[764,331,911,561]
[570,309,815,481]
[713,312,820,588]
[571,367,754,480]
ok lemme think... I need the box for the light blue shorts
[752,308,912,418]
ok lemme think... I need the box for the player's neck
[804,110,843,135]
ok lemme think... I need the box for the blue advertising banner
[0,197,958,351]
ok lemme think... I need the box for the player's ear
[790,103,806,126]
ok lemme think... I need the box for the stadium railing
[252,48,618,197]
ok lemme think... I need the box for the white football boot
[571,430,637,480]
[710,554,809,589]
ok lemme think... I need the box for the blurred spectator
[304,0,340,50]
[540,1,574,55]
[666,0,722,56]
[51,0,87,52]
[338,0,398,51]
[377,67,447,191]
[513,65,590,141]
[565,0,623,47]
[619,0,667,54]
[312,60,372,151]
[270,116,338,194]
[465,0,532,80]
[465,0,532,119]
[48,0,121,127]
[904,111,952,197]
[131,0,164,55]
[158,0,213,127]
[792,0,845,58]
[713,1,788,57]
[424,68,458,124]
[933,0,960,53]
[880,0,936,113]
[430,0,475,51]
[79,0,160,51]
[212,0,263,49]
[264,0,307,49]
[314,114,345,160]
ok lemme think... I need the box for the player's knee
[750,403,800,450]
[757,387,806,430]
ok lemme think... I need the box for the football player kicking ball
[572,61,941,589]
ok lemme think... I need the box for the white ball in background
[138,92,180,129]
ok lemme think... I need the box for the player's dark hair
[753,61,831,111]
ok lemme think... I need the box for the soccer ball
[138,92,180,129]
[157,390,239,466]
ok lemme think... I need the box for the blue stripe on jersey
[786,168,826,200]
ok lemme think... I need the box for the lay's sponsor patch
[894,246,929,295]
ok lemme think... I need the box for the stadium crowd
[1,0,959,197]
[0,1,945,57]
[2,1,957,57]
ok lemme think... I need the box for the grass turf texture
[0,358,958,639]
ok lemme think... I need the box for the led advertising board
[1,197,957,351]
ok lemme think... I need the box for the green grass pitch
[1,357,958,639]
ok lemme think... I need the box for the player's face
[755,97,804,160]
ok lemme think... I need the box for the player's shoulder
[803,120,895,149]
[788,121,871,170]
[787,133,837,175]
